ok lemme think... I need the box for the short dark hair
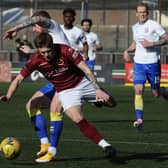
[136,2,149,12]
[62,8,76,16]
[34,32,53,48]
[32,10,51,19]
[81,18,93,27]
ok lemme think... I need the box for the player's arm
[93,35,103,51]
[82,42,89,60]
[0,74,24,101]
[141,33,168,48]
[19,45,37,54]
[93,43,103,51]
[78,32,89,60]
[77,60,109,102]
[154,32,168,46]
[123,41,136,62]
[3,16,51,40]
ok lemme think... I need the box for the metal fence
[1,0,168,56]
[0,50,168,64]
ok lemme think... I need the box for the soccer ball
[0,137,21,159]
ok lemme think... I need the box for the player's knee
[26,101,31,112]
[66,111,83,123]
[26,100,36,112]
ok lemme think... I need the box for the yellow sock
[135,94,143,110]
[50,112,63,121]
[27,109,41,117]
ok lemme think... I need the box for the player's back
[47,19,70,46]
[60,25,86,50]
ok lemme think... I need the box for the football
[0,137,21,159]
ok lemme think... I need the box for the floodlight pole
[30,0,33,16]
[158,0,162,24]
[81,0,88,20]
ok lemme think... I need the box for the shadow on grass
[11,152,168,165]
[110,152,168,165]
[91,119,162,123]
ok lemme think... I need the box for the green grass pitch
[0,82,168,168]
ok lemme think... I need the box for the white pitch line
[61,139,168,146]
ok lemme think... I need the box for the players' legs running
[36,79,116,163]
[147,63,160,98]
[35,91,64,163]
[133,63,146,128]
[134,84,144,128]
[26,83,56,157]
[59,78,116,157]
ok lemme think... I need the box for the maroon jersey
[20,44,84,92]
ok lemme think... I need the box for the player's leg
[48,93,63,156]
[65,106,116,159]
[35,92,63,163]
[133,84,144,128]
[26,83,54,157]
[147,63,162,98]
[133,63,146,128]
[60,79,116,158]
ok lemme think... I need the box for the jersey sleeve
[79,31,87,44]
[67,47,83,65]
[20,56,37,78]
[94,33,101,45]
[154,21,166,36]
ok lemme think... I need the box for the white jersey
[133,19,165,64]
[85,32,100,60]
[60,25,87,50]
[46,19,70,46]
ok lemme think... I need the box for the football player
[1,32,117,162]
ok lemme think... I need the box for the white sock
[40,137,49,144]
[98,139,111,149]
[48,146,57,156]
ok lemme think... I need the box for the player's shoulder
[147,19,157,23]
[133,22,139,28]
[89,31,98,37]
[59,44,73,53]
[60,24,64,29]
[59,44,77,59]
[50,19,59,25]
[73,26,83,33]
[27,52,42,64]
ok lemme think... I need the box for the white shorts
[57,77,96,111]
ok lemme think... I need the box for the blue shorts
[133,63,160,90]
[39,82,55,99]
[85,60,95,70]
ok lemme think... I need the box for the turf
[0,82,168,168]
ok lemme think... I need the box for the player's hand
[0,95,9,101]
[123,50,131,62]
[19,45,31,54]
[3,28,17,40]
[83,55,89,61]
[95,89,109,102]
[140,39,154,48]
